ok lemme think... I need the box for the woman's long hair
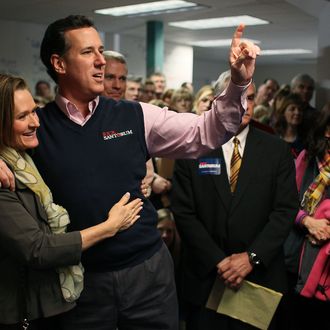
[0,74,28,152]
[272,93,304,137]
[157,208,181,268]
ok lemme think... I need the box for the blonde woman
[193,85,214,115]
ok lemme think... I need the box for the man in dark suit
[171,82,299,330]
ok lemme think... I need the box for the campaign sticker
[198,158,221,175]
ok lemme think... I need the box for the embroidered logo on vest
[102,130,133,140]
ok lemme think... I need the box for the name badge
[198,158,221,175]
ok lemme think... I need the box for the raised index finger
[231,24,245,48]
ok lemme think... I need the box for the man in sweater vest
[101,50,171,205]
[0,15,260,330]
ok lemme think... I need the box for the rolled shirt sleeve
[142,80,248,159]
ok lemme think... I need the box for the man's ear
[50,54,66,74]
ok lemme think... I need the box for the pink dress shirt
[55,80,248,159]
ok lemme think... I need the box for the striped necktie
[230,137,242,193]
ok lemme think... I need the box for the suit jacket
[0,180,82,324]
[172,126,299,305]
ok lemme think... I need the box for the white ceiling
[0,0,327,65]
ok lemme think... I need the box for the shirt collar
[55,94,99,122]
[223,125,249,152]
[233,125,249,146]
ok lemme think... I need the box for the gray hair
[126,75,143,84]
[214,70,256,97]
[103,50,127,64]
[290,73,315,89]
[213,70,231,96]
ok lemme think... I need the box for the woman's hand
[106,193,143,234]
[140,180,151,198]
[140,159,154,197]
[0,159,15,191]
[302,215,330,243]
[81,193,143,250]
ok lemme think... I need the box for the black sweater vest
[33,97,162,271]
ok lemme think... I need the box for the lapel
[206,148,232,211]
[229,126,262,213]
[16,181,49,225]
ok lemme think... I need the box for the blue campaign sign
[198,158,221,175]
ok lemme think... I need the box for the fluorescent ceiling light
[261,49,312,55]
[95,0,205,17]
[190,38,260,47]
[169,15,269,30]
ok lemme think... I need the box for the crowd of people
[0,13,328,330]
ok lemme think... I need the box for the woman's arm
[0,190,142,268]
[80,192,142,250]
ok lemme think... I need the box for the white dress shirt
[222,125,249,183]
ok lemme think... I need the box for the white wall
[0,19,51,91]
[0,18,318,100]
[105,33,147,78]
[163,42,193,89]
[105,33,193,89]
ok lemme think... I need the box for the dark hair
[273,93,304,137]
[162,88,174,103]
[0,74,29,151]
[181,82,192,88]
[263,78,279,88]
[35,80,50,89]
[40,15,95,83]
[306,102,330,160]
